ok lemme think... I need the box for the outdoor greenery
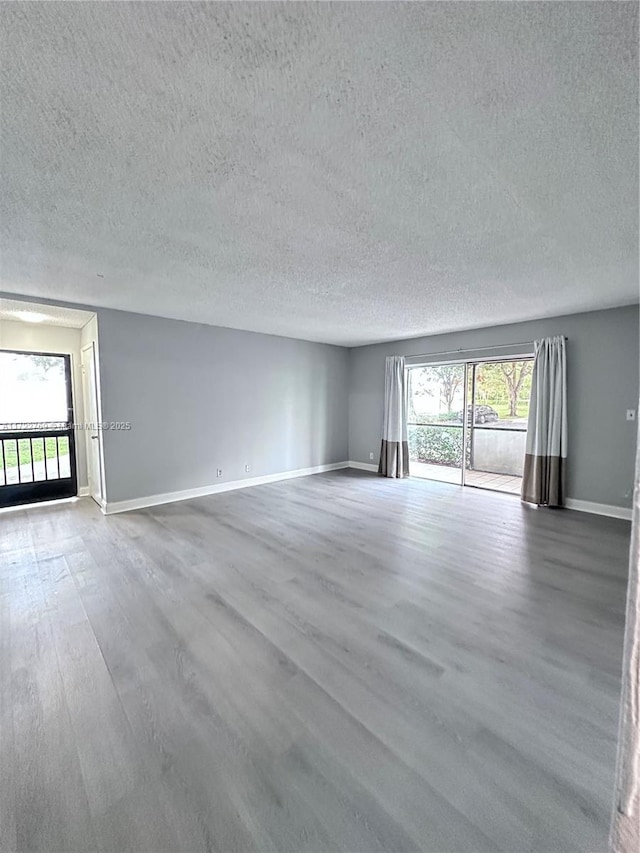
[15,355,65,382]
[409,361,532,423]
[486,401,529,419]
[408,424,463,466]
[2,437,69,469]
[475,361,532,418]
[408,360,533,466]
[408,366,463,422]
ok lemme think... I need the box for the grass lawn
[2,436,70,468]
[486,401,529,420]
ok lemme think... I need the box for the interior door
[81,342,103,505]
[0,349,78,508]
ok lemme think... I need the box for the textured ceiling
[0,298,94,329]
[0,2,637,346]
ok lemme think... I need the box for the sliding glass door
[407,364,465,485]
[407,356,533,494]
[464,359,532,494]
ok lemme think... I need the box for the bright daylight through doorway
[407,358,533,495]
[0,349,77,507]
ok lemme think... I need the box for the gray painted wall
[96,309,349,503]
[2,291,637,511]
[349,306,639,509]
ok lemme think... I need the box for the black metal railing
[0,426,77,506]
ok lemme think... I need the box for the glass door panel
[0,350,77,507]
[407,364,465,484]
[463,358,533,495]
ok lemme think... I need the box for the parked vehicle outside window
[457,405,500,425]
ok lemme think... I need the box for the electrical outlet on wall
[626,409,636,421]
[216,469,223,478]
[369,452,375,460]
[245,464,251,473]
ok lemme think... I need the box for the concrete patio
[410,460,522,495]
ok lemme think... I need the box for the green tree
[31,356,63,376]
[431,365,464,413]
[408,368,430,420]
[498,361,532,417]
[16,355,64,382]
[408,365,463,418]
[474,365,507,405]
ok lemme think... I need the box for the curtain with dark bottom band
[378,356,409,478]
[521,336,567,507]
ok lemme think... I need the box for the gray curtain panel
[521,336,567,507]
[379,356,409,478]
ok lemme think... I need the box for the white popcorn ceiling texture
[0,1,637,346]
[0,298,93,329]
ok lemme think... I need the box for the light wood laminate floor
[0,470,631,853]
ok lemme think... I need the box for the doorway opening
[0,350,78,507]
[407,357,533,495]
[81,341,103,505]
[0,297,102,510]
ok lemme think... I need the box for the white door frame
[81,342,104,505]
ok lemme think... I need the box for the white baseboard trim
[347,462,631,520]
[103,461,350,515]
[564,498,632,521]
[78,487,107,514]
[100,461,631,521]
[348,461,378,472]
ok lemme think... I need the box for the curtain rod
[404,337,567,361]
